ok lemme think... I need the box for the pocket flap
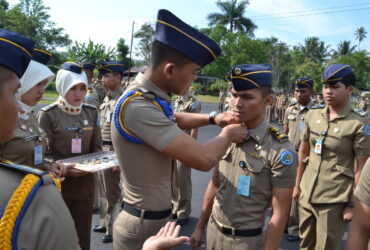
[336,165,354,178]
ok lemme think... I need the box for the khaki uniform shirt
[300,103,370,204]
[0,166,80,250]
[84,84,100,108]
[358,100,368,112]
[212,121,297,228]
[38,103,102,200]
[95,84,106,105]
[0,114,48,169]
[355,159,370,206]
[174,91,201,134]
[283,101,313,150]
[111,73,181,211]
[100,87,123,142]
[223,93,232,112]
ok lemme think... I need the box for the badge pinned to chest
[237,175,250,197]
[298,121,305,131]
[280,150,294,166]
[314,139,323,155]
[34,145,43,165]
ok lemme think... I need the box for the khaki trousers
[299,198,347,250]
[206,217,264,250]
[172,160,192,219]
[113,210,170,250]
[287,199,300,237]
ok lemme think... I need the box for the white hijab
[17,60,55,119]
[56,69,88,115]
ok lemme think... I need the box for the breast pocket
[287,114,297,121]
[241,153,269,191]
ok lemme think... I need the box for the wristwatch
[347,201,355,208]
[209,111,218,125]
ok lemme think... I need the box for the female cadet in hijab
[38,62,102,250]
[0,49,55,170]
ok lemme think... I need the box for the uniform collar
[321,101,351,119]
[247,119,269,145]
[108,86,123,99]
[134,73,171,103]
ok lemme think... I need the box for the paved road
[36,102,349,250]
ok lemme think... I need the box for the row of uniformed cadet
[111,9,248,250]
[92,62,125,243]
[172,87,201,225]
[0,29,80,249]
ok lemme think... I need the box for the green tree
[134,22,154,65]
[116,37,130,64]
[336,51,370,90]
[67,39,117,63]
[207,0,256,36]
[0,0,8,28]
[354,27,367,51]
[331,41,356,58]
[299,37,330,64]
[4,0,70,50]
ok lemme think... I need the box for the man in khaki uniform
[172,89,201,225]
[82,62,100,108]
[223,74,233,112]
[293,64,370,250]
[357,93,368,112]
[218,87,227,112]
[345,158,370,249]
[276,92,285,125]
[94,78,106,104]
[191,64,297,250]
[283,76,314,241]
[92,62,125,243]
[0,29,80,250]
[111,9,247,250]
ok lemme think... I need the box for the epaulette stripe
[0,159,47,176]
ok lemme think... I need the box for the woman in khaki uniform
[38,62,102,250]
[0,48,54,170]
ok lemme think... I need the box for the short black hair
[260,86,272,97]
[112,71,123,81]
[0,65,14,98]
[341,73,356,87]
[151,40,192,70]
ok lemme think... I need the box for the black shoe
[171,213,177,220]
[102,235,113,243]
[92,225,106,233]
[176,218,189,226]
[287,235,300,241]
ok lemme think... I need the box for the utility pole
[128,21,135,82]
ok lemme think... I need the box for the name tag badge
[34,145,43,165]
[299,121,305,131]
[71,138,82,154]
[314,139,322,155]
[106,110,111,122]
[237,175,250,197]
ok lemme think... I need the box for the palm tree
[299,37,330,64]
[207,0,257,36]
[355,27,367,51]
[332,41,356,58]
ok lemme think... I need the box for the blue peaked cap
[81,61,96,70]
[155,9,221,67]
[0,29,34,78]
[32,49,51,65]
[296,76,313,89]
[61,62,83,74]
[322,64,356,86]
[231,64,272,91]
[99,62,126,75]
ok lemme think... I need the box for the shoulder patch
[280,150,295,166]
[0,158,47,176]
[364,125,370,136]
[311,104,326,109]
[40,103,57,112]
[83,103,97,109]
[270,126,289,142]
[352,108,368,117]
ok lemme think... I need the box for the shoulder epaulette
[40,103,57,112]
[83,103,97,109]
[352,108,368,117]
[269,126,289,143]
[0,158,47,177]
[289,102,297,106]
[311,104,326,109]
